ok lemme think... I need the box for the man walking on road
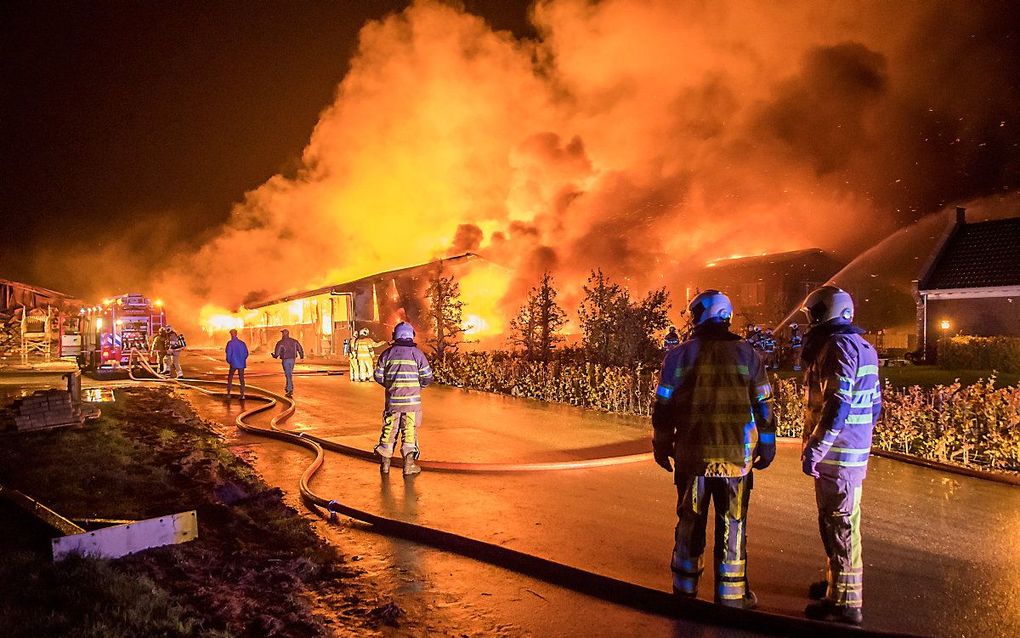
[373,322,434,476]
[271,328,304,398]
[799,286,881,626]
[652,290,776,609]
[225,328,248,400]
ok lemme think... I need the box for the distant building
[687,249,846,328]
[241,253,483,358]
[915,208,1020,361]
[0,278,82,363]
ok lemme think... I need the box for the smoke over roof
[40,0,1019,329]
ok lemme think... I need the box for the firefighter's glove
[752,434,776,470]
[801,452,820,479]
[652,441,674,473]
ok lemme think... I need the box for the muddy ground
[0,386,452,637]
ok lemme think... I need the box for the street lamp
[938,320,951,364]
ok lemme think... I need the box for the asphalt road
[179,350,1020,638]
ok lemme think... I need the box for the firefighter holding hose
[652,290,776,609]
[373,322,433,476]
[799,286,881,626]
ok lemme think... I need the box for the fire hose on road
[126,352,918,638]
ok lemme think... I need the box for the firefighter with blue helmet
[373,322,434,476]
[799,285,881,626]
[652,290,776,609]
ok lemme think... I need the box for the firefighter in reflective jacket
[351,328,386,382]
[373,322,434,476]
[799,285,881,626]
[652,290,776,609]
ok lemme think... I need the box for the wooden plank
[0,485,85,536]
[52,510,198,561]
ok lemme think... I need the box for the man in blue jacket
[225,328,249,400]
[271,329,304,398]
[799,286,881,626]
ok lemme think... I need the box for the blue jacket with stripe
[802,329,882,481]
[373,340,434,411]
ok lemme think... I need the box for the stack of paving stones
[10,390,83,432]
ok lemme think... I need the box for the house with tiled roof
[915,208,1020,361]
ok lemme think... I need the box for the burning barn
[240,253,492,358]
[686,249,846,329]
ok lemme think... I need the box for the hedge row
[940,336,1020,374]
[435,352,1020,472]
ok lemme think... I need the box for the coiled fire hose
[126,351,916,637]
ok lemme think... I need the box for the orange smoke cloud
[154,0,1020,335]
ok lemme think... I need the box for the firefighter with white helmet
[799,285,881,626]
[652,290,776,609]
[373,322,434,476]
[350,327,386,382]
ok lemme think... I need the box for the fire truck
[72,293,167,370]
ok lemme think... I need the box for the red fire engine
[73,293,167,370]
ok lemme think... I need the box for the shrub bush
[436,353,1020,472]
[939,336,1020,374]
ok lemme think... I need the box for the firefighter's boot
[805,600,863,626]
[808,580,828,600]
[379,456,391,474]
[402,456,422,477]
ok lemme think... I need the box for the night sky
[0,1,531,293]
[3,1,1020,308]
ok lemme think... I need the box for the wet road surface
[180,351,1020,637]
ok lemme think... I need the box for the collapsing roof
[243,253,480,310]
[918,209,1020,298]
[0,277,78,313]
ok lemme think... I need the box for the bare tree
[579,269,671,367]
[510,272,567,362]
[424,264,465,363]
[578,269,624,366]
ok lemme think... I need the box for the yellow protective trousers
[815,476,864,609]
[356,355,374,383]
[672,473,752,604]
[375,410,421,459]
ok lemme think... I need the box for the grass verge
[0,386,389,637]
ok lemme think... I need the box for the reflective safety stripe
[828,446,871,454]
[719,560,746,578]
[755,383,773,402]
[717,580,747,599]
[844,413,874,425]
[857,365,879,377]
[656,384,674,400]
[386,359,420,365]
[820,459,868,467]
[391,381,421,388]
[821,429,840,445]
